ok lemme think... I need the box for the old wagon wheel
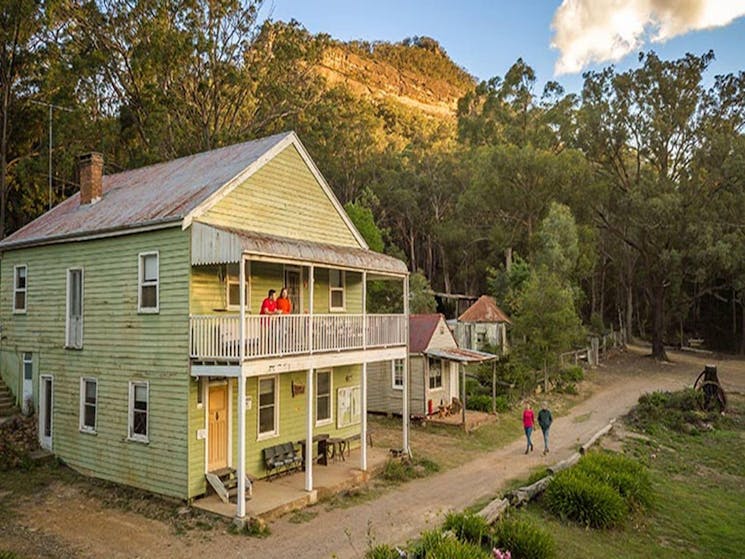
[693,365,727,412]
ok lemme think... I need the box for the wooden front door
[285,268,301,313]
[208,384,228,471]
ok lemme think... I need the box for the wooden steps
[205,468,252,504]
[0,377,19,417]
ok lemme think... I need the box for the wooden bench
[262,442,302,479]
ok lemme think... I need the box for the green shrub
[442,511,490,545]
[555,383,578,395]
[544,469,626,528]
[575,452,653,510]
[492,516,555,559]
[466,395,492,412]
[382,457,440,483]
[365,544,402,559]
[0,552,23,559]
[409,529,490,559]
[493,395,510,413]
[560,365,584,383]
[629,389,718,434]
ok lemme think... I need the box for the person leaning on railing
[276,287,292,314]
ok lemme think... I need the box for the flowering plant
[493,549,511,559]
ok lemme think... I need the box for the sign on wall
[337,386,361,428]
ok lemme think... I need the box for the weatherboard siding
[0,227,191,498]
[199,145,361,248]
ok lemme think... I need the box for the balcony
[190,314,406,362]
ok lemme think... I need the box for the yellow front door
[208,384,228,471]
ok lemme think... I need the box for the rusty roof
[196,223,408,276]
[409,314,450,353]
[425,347,497,363]
[0,132,294,250]
[458,295,512,324]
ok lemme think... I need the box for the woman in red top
[522,402,535,454]
[276,287,292,314]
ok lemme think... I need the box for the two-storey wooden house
[0,132,409,520]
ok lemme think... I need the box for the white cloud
[551,0,745,75]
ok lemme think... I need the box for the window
[392,359,404,390]
[226,262,250,310]
[428,358,442,389]
[128,381,149,442]
[138,252,159,312]
[13,265,27,313]
[258,376,277,439]
[336,386,361,428]
[79,378,97,433]
[66,269,84,348]
[316,370,332,425]
[22,352,33,381]
[329,269,345,311]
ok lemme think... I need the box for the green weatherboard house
[0,132,409,519]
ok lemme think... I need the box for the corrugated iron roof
[409,314,446,353]
[458,295,512,324]
[0,132,294,249]
[425,347,497,363]
[196,223,408,276]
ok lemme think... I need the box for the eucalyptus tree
[579,52,745,359]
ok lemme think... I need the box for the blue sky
[265,0,745,93]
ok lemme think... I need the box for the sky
[264,0,745,92]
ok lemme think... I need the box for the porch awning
[425,347,497,363]
[190,222,408,277]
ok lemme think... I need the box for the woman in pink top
[522,403,535,454]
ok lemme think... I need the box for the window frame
[79,377,98,434]
[428,357,443,389]
[13,264,27,314]
[328,269,345,312]
[315,370,333,426]
[128,381,149,443]
[257,375,279,441]
[225,261,250,311]
[391,359,405,390]
[138,251,159,314]
[65,268,84,349]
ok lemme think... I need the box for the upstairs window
[13,265,27,313]
[392,359,404,390]
[66,269,84,348]
[428,358,442,389]
[226,262,250,310]
[79,378,97,433]
[128,381,149,442]
[138,252,159,313]
[329,269,345,311]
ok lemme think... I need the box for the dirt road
[4,346,744,558]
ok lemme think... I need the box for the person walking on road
[538,402,553,455]
[522,402,535,454]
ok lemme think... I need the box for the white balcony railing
[189,313,407,361]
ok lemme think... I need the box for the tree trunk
[543,358,548,394]
[626,283,633,342]
[740,300,745,355]
[651,284,668,360]
[505,246,512,271]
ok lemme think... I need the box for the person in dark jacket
[538,403,553,455]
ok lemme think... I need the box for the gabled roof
[409,314,448,353]
[0,131,367,251]
[458,295,511,324]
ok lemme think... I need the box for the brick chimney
[78,152,103,205]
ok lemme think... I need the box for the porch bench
[263,442,302,479]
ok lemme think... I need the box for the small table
[297,434,330,468]
[323,437,347,463]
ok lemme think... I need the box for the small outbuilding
[453,295,511,354]
[367,314,496,421]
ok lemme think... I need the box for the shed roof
[457,295,511,324]
[409,314,448,353]
[192,222,408,276]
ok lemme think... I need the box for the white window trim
[138,251,159,314]
[329,269,345,312]
[226,261,251,311]
[392,359,404,391]
[79,377,97,434]
[315,369,333,427]
[13,264,27,314]
[257,375,279,441]
[428,358,443,390]
[65,268,84,349]
[128,380,149,443]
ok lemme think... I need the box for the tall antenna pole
[30,100,73,210]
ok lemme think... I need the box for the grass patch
[572,412,592,423]
[520,393,745,558]
[381,456,439,483]
[228,517,270,538]
[287,508,319,523]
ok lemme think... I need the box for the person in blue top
[538,403,553,455]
